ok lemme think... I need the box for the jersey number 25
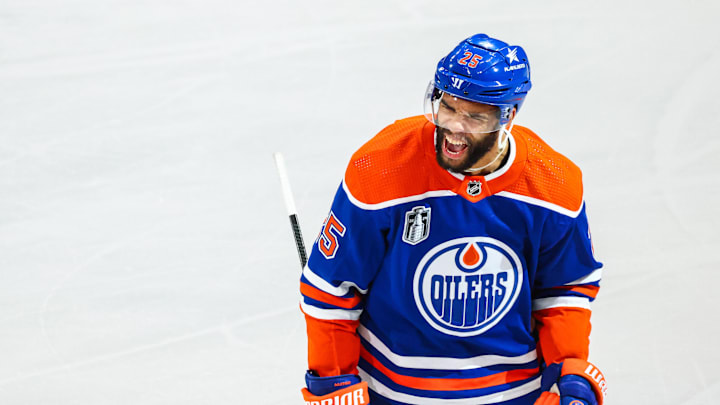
[319,212,346,259]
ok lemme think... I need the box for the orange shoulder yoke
[344,116,455,205]
[343,120,585,212]
[505,126,584,214]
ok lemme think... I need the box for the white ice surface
[1,1,719,403]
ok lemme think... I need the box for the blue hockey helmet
[424,34,532,131]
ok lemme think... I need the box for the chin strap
[464,123,513,173]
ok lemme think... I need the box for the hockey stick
[273,152,308,269]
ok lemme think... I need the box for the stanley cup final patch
[403,206,431,245]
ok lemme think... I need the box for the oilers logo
[413,237,523,337]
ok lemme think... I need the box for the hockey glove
[534,359,606,405]
[301,371,370,404]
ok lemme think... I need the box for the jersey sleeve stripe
[532,296,591,311]
[494,192,585,218]
[565,268,602,285]
[360,346,539,392]
[300,281,362,309]
[551,284,600,300]
[358,368,542,405]
[342,180,456,211]
[300,300,363,321]
[358,325,537,370]
[302,295,362,312]
[302,264,368,296]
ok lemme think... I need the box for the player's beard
[435,127,498,174]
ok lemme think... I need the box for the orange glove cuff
[561,358,607,405]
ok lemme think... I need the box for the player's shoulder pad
[343,116,438,207]
[504,125,584,217]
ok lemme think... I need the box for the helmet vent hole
[481,88,509,96]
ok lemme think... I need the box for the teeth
[446,136,466,146]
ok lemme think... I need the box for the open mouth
[443,134,468,159]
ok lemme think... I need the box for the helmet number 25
[458,51,483,69]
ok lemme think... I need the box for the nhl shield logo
[403,206,431,245]
[467,180,482,196]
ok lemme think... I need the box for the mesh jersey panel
[506,127,583,212]
[345,116,439,204]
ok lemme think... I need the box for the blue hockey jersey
[300,116,602,404]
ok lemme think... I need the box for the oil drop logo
[413,237,523,337]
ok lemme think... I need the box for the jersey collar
[423,124,527,203]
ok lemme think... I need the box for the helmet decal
[430,34,532,125]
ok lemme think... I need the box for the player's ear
[508,107,517,124]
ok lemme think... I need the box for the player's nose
[444,117,469,133]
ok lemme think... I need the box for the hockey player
[300,34,607,405]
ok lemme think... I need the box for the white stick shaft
[273,152,298,216]
[273,152,308,269]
